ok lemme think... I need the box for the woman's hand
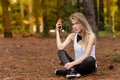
[56,19,62,31]
[64,62,74,70]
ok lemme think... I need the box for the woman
[55,12,97,79]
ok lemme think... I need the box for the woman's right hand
[56,19,62,31]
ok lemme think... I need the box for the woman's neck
[78,32,83,36]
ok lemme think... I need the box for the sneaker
[55,69,67,76]
[66,69,81,78]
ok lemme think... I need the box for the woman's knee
[58,50,66,54]
[85,56,96,63]
[57,50,66,57]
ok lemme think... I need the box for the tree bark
[99,0,104,30]
[57,0,61,18]
[106,0,111,20]
[29,0,33,33]
[118,0,120,10]
[42,0,49,37]
[33,0,40,34]
[83,0,98,36]
[77,0,80,11]
[20,0,25,32]
[106,0,112,32]
[94,0,99,30]
[2,0,12,38]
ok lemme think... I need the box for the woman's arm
[56,19,74,50]
[56,30,74,50]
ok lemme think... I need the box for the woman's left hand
[64,62,74,70]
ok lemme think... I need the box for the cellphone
[58,19,62,30]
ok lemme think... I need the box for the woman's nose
[73,25,77,28]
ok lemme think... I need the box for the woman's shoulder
[68,33,76,41]
[88,33,96,43]
[69,33,76,36]
[89,33,96,38]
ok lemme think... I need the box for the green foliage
[98,31,114,38]
[41,0,79,33]
[104,17,112,32]
[57,0,78,32]
[10,1,29,21]
[4,0,118,36]
[47,13,57,29]
[0,6,2,15]
[0,23,4,31]
[103,9,113,33]
[10,3,21,20]
[98,31,120,39]
[0,4,3,25]
[41,0,57,30]
[9,0,30,34]
[98,31,107,37]
[11,25,21,33]
[114,11,120,31]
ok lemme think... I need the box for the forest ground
[0,33,120,80]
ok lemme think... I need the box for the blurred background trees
[0,0,120,38]
[1,0,12,37]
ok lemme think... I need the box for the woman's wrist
[71,61,76,66]
[55,28,60,32]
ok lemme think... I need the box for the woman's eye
[75,22,78,25]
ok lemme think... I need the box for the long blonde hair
[70,12,95,48]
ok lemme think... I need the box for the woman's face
[71,19,83,33]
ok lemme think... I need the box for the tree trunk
[33,0,40,34]
[43,13,49,37]
[106,0,112,32]
[2,0,12,38]
[111,0,115,33]
[20,0,25,32]
[94,0,99,30]
[64,0,68,7]
[63,0,68,15]
[57,0,61,18]
[106,0,111,20]
[42,0,49,37]
[118,0,120,10]
[29,0,33,33]
[83,0,98,36]
[77,0,80,11]
[99,0,104,30]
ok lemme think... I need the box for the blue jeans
[57,50,97,75]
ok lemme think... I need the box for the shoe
[55,69,67,76]
[66,69,81,79]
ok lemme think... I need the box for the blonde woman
[55,12,97,79]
